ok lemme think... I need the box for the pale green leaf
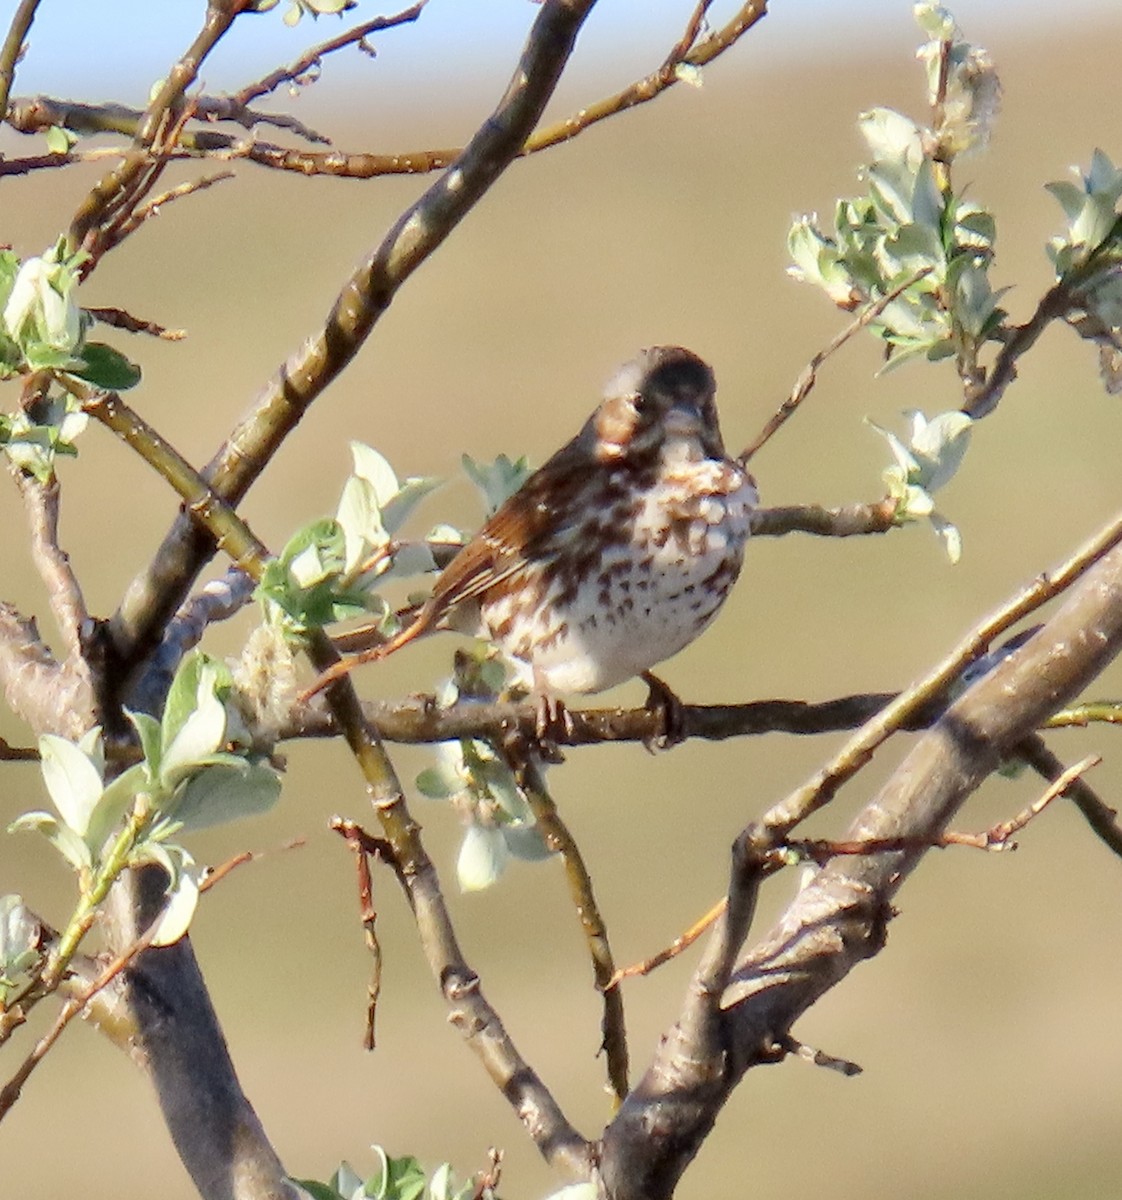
[456,823,508,892]
[8,812,92,871]
[166,762,281,834]
[39,733,104,837]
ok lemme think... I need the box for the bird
[303,346,758,732]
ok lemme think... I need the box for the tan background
[2,3,1122,1198]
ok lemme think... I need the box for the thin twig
[780,1034,862,1077]
[741,267,933,462]
[750,499,899,538]
[84,306,186,340]
[514,745,629,1106]
[229,1,427,109]
[331,817,388,1050]
[608,896,727,989]
[1017,734,1122,859]
[520,1,767,159]
[109,170,235,244]
[1047,701,1122,728]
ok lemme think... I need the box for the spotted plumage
[308,346,757,700]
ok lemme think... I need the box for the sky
[6,0,1119,113]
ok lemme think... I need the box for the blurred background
[2,1,1122,1197]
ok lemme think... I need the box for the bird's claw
[641,671,686,751]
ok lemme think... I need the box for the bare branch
[8,4,765,185]
[85,306,186,340]
[0,601,96,739]
[760,504,1122,838]
[601,539,1122,1200]
[107,169,235,246]
[750,500,899,538]
[311,640,593,1178]
[0,0,39,120]
[227,1,427,110]
[331,818,387,1050]
[521,1,768,158]
[12,469,87,657]
[1017,733,1122,859]
[513,746,629,1106]
[742,267,933,462]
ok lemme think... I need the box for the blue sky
[8,1,1119,111]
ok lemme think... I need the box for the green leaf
[380,474,441,537]
[8,811,93,871]
[149,856,199,946]
[457,823,508,892]
[69,342,141,390]
[163,761,281,834]
[161,684,228,786]
[415,766,458,799]
[127,710,163,779]
[290,1182,343,1200]
[0,894,40,997]
[44,125,75,155]
[39,732,104,838]
[462,453,530,514]
[84,763,147,858]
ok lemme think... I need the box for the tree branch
[514,746,629,1107]
[12,470,87,658]
[760,503,1122,838]
[600,537,1122,1200]
[225,1,427,111]
[0,0,39,121]
[311,643,593,1179]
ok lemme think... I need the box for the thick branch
[106,870,297,1200]
[600,539,1122,1200]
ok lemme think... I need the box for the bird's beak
[663,402,705,438]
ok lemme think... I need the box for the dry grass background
[2,4,1122,1198]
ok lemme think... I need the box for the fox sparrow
[306,346,758,711]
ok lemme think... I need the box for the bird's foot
[641,671,686,751]
[532,692,572,763]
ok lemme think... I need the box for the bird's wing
[423,427,590,625]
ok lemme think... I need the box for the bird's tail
[298,607,431,702]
